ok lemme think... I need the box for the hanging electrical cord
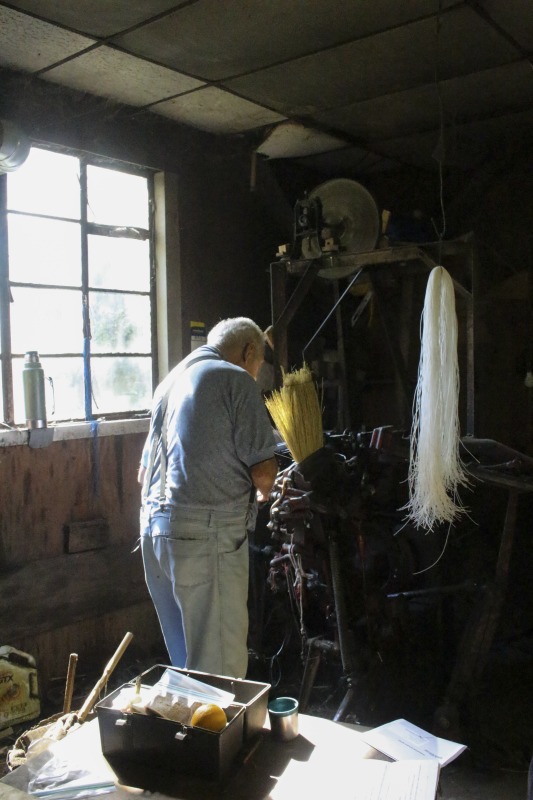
[431,0,447,265]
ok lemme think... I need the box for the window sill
[0,417,149,448]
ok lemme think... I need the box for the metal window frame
[0,147,157,426]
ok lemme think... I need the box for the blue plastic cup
[268,696,299,741]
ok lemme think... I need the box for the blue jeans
[140,505,250,678]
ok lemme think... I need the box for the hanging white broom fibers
[403,266,469,531]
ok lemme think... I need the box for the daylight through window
[0,147,154,426]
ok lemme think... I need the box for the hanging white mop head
[403,265,469,531]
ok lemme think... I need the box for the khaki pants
[141,506,250,678]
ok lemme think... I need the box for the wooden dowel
[63,652,78,713]
[77,631,133,723]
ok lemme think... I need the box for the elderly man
[139,317,278,678]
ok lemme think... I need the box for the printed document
[270,757,440,800]
[362,718,466,767]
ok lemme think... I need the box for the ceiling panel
[112,0,459,82]
[371,105,533,170]
[150,86,285,133]
[222,7,518,117]
[369,129,464,170]
[479,0,533,50]
[295,146,401,176]
[3,0,183,38]
[0,0,531,175]
[256,121,348,159]
[43,46,204,107]
[0,6,94,73]
[314,60,533,143]
[456,106,533,155]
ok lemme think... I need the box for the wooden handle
[77,631,133,723]
[63,652,78,713]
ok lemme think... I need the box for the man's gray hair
[208,317,265,352]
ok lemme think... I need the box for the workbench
[0,713,439,800]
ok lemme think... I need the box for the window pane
[90,291,151,354]
[5,149,154,424]
[89,235,150,292]
[91,356,152,414]
[12,356,85,424]
[10,287,83,354]
[8,214,81,286]
[87,166,149,228]
[7,148,81,220]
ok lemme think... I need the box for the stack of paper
[270,757,440,800]
[270,717,466,800]
[361,718,467,767]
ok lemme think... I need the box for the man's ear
[243,342,255,363]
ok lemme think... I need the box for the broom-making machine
[254,177,533,735]
[249,428,533,736]
[255,426,443,723]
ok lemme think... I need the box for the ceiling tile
[2,1,182,38]
[480,0,533,50]
[371,105,533,170]
[317,86,439,143]
[314,61,533,143]
[222,7,518,116]
[256,121,348,159]
[455,106,533,157]
[370,129,456,170]
[43,47,204,107]
[0,6,94,73]
[1,0,531,176]
[150,86,285,134]
[112,0,459,82]
[296,146,400,177]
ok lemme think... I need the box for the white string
[402,266,469,531]
[412,521,452,575]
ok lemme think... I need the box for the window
[0,147,155,426]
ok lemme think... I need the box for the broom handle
[63,652,78,713]
[77,632,133,723]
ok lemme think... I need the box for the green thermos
[23,351,47,428]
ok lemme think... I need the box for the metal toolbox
[95,665,270,787]
[169,666,270,741]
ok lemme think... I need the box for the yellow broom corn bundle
[265,364,323,464]
[403,266,469,531]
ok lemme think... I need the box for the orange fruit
[190,702,227,732]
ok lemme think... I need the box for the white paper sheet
[269,757,440,800]
[361,719,466,767]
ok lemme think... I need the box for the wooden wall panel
[0,431,163,701]
[0,432,145,567]
[11,602,165,706]
[2,544,149,641]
